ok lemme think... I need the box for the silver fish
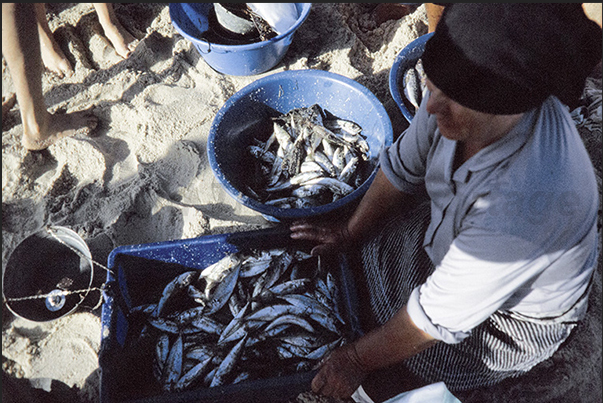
[265,170,323,192]
[204,261,241,315]
[148,317,182,334]
[404,65,424,111]
[200,255,240,299]
[273,122,293,150]
[302,177,354,196]
[305,337,344,361]
[245,303,309,322]
[210,335,248,387]
[219,302,250,344]
[155,333,170,378]
[174,356,212,391]
[185,345,213,362]
[189,315,225,335]
[162,333,183,392]
[239,250,282,278]
[323,116,363,137]
[248,145,276,164]
[265,314,315,333]
[154,271,198,317]
[332,146,346,174]
[338,156,359,184]
[264,278,310,298]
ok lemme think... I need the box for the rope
[3,226,115,310]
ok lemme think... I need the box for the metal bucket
[3,226,94,322]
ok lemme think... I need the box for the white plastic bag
[352,382,462,403]
[246,3,299,34]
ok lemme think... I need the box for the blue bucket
[208,69,393,221]
[389,32,433,123]
[169,3,312,76]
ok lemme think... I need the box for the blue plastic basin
[207,69,393,221]
[389,32,433,123]
[169,3,312,76]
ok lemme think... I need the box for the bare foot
[38,27,73,78]
[2,93,17,116]
[22,109,98,151]
[100,21,138,59]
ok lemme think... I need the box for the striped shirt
[380,94,599,343]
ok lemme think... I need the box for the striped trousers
[359,202,581,391]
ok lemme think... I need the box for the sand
[2,4,601,403]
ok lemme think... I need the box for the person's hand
[289,219,353,256]
[311,343,367,399]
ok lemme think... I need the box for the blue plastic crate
[99,227,362,403]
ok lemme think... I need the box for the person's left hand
[311,343,367,399]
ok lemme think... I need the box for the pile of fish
[246,104,375,209]
[129,247,348,393]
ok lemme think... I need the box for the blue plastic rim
[169,3,312,76]
[389,32,434,123]
[207,69,394,221]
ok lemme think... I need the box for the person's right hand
[289,220,353,256]
[311,343,367,399]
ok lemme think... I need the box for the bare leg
[35,3,73,77]
[93,3,138,59]
[2,3,97,151]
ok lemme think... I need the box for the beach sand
[2,4,601,403]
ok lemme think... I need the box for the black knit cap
[421,4,602,114]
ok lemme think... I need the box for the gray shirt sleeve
[379,92,438,195]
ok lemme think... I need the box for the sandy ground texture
[2,3,601,403]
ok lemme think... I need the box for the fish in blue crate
[127,247,348,393]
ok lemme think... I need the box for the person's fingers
[290,221,313,232]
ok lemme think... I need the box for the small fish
[404,65,423,111]
[185,345,213,362]
[239,250,282,278]
[154,271,198,317]
[155,333,170,377]
[305,337,344,361]
[331,146,346,174]
[200,255,240,299]
[291,184,324,199]
[219,302,250,344]
[232,371,252,384]
[245,303,308,322]
[210,335,248,387]
[323,116,363,137]
[265,170,323,192]
[262,251,295,290]
[148,317,182,334]
[312,151,338,177]
[265,314,315,333]
[264,278,310,298]
[174,357,212,391]
[189,315,225,335]
[338,156,359,184]
[302,177,354,196]
[162,333,183,392]
[204,261,242,315]
[273,122,293,150]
